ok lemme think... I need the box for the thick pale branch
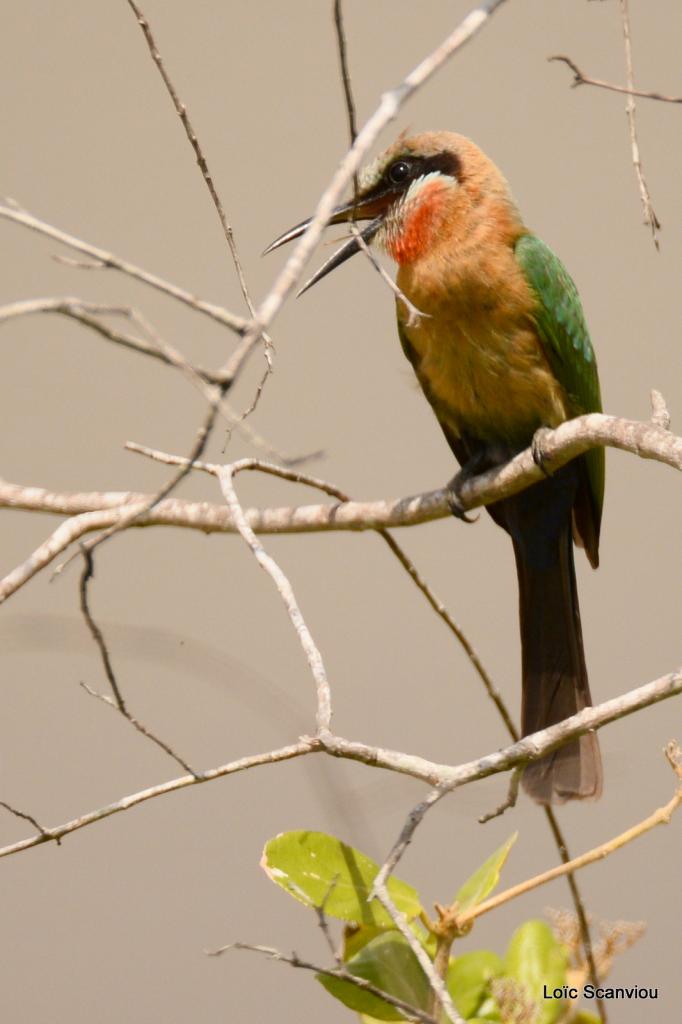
[1,671,678,861]
[321,671,682,786]
[0,410,678,603]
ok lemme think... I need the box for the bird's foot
[531,427,555,478]
[446,466,481,524]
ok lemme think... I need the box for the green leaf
[261,831,422,927]
[447,950,503,1019]
[455,833,517,912]
[317,932,431,1021]
[343,924,389,962]
[570,1014,601,1024]
[504,920,567,1024]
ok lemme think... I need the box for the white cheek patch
[404,170,458,204]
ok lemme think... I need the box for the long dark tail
[494,464,602,804]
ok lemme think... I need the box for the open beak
[263,188,395,295]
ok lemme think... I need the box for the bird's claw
[531,427,554,478]
[446,475,477,523]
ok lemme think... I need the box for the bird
[265,131,604,804]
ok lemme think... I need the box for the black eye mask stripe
[382,150,462,193]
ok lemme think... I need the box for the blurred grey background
[1,1,680,1021]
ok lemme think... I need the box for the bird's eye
[387,160,412,185]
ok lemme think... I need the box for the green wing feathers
[515,233,605,565]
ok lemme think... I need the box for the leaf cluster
[261,830,601,1024]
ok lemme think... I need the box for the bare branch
[619,0,661,247]
[216,462,333,736]
[315,877,342,962]
[208,941,438,1024]
[0,298,306,464]
[126,0,253,313]
[75,390,224,565]
[1,670,677,861]
[78,550,198,776]
[0,204,245,333]
[368,789,462,1024]
[0,409,677,603]
[0,740,317,859]
[333,0,358,146]
[377,530,515,738]
[478,766,522,823]
[125,0,278,413]
[0,801,53,842]
[549,54,682,104]
[543,806,603,1020]
[0,508,121,602]
[459,742,682,927]
[134,445,509,747]
[322,670,682,785]
[0,297,219,383]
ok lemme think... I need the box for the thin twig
[125,0,276,411]
[478,767,522,823]
[315,876,342,962]
[208,942,437,1024]
[377,530,515,738]
[0,741,317,858]
[329,3,421,319]
[132,446,508,738]
[543,807,604,1022]
[0,801,54,842]
[549,54,682,104]
[78,550,198,776]
[0,297,306,464]
[0,297,222,382]
[51,393,225,586]
[333,0,358,146]
[619,0,661,247]
[368,789,463,1024]
[349,223,429,326]
[459,742,682,927]
[126,0,252,310]
[0,204,244,332]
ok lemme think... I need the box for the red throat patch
[388,181,449,265]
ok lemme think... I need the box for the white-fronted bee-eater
[266,131,604,804]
